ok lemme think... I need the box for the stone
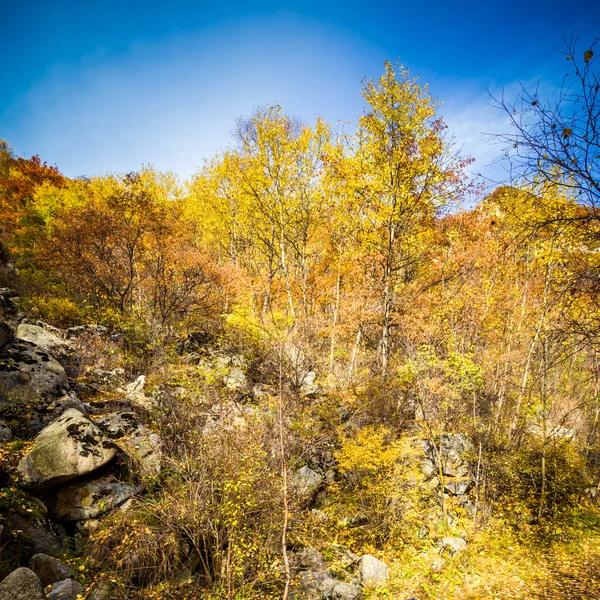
[87,581,117,600]
[291,547,327,573]
[0,340,69,398]
[300,371,321,398]
[121,375,155,410]
[294,570,335,598]
[325,581,362,599]
[0,567,45,600]
[52,474,142,520]
[440,536,467,554]
[358,555,389,586]
[65,324,109,338]
[224,366,248,391]
[418,433,474,480]
[17,408,116,491]
[47,578,84,600]
[430,557,446,572]
[293,466,323,498]
[0,289,19,315]
[444,479,472,496]
[16,324,73,359]
[3,511,66,557]
[28,553,74,587]
[0,419,12,442]
[0,322,13,350]
[94,412,162,476]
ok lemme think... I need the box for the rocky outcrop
[94,412,162,477]
[17,409,116,491]
[419,433,473,479]
[52,474,142,520]
[16,323,73,360]
[0,567,45,600]
[28,554,74,587]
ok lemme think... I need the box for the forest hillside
[1,51,600,600]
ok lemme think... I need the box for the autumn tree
[327,61,472,377]
[190,107,331,326]
[0,140,66,254]
[31,170,224,335]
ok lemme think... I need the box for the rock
[430,557,446,572]
[87,581,117,600]
[224,366,248,391]
[0,419,12,442]
[291,547,327,573]
[28,554,74,586]
[293,466,323,498]
[418,433,474,480]
[0,322,14,350]
[444,479,472,496]
[300,371,321,398]
[47,578,84,600]
[3,511,66,557]
[94,412,162,476]
[52,474,142,520]
[203,401,257,435]
[0,567,45,600]
[65,324,109,338]
[358,555,389,586]
[121,375,155,410]
[325,581,361,599]
[0,340,69,398]
[16,324,73,359]
[440,537,467,554]
[0,289,19,315]
[42,394,88,426]
[17,408,116,491]
[294,570,335,598]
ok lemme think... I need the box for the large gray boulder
[0,340,68,398]
[16,324,73,360]
[358,555,389,586]
[0,567,45,600]
[28,553,74,587]
[17,409,116,491]
[52,474,142,520]
[47,578,84,600]
[94,412,162,477]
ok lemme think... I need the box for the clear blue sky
[1,0,598,185]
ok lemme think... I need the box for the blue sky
[1,0,598,187]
